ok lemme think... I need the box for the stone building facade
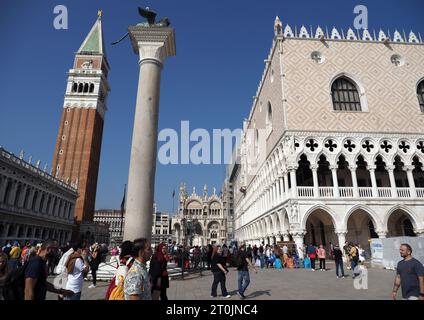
[152,212,171,246]
[171,184,227,246]
[0,147,78,246]
[93,209,125,244]
[232,18,424,258]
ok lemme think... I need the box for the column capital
[335,230,348,236]
[329,165,338,171]
[367,165,377,171]
[415,229,424,237]
[404,165,415,171]
[287,165,299,171]
[376,230,388,238]
[291,230,306,237]
[385,165,395,171]
[348,165,357,171]
[310,164,319,171]
[128,26,176,65]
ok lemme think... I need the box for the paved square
[46,262,400,300]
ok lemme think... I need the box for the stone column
[415,229,424,237]
[330,165,340,197]
[279,177,284,202]
[311,165,319,198]
[368,165,378,198]
[124,26,176,242]
[289,168,297,198]
[292,231,305,259]
[335,231,347,247]
[386,165,397,198]
[18,185,28,208]
[405,165,417,198]
[283,233,290,241]
[283,173,289,199]
[349,165,359,198]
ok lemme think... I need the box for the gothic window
[331,77,362,111]
[266,102,273,133]
[417,80,424,113]
[78,83,83,93]
[89,83,95,93]
[72,82,78,92]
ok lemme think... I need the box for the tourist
[64,241,90,300]
[124,238,153,300]
[2,242,12,257]
[235,244,258,299]
[24,240,74,300]
[0,252,9,300]
[350,243,360,278]
[247,244,253,262]
[8,241,21,271]
[251,244,257,262]
[318,244,326,271]
[343,241,351,270]
[149,243,170,300]
[306,244,317,271]
[89,243,102,289]
[210,246,230,298]
[333,245,345,278]
[105,240,134,300]
[391,243,424,300]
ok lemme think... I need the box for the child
[304,255,311,269]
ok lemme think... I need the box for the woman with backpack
[149,243,170,300]
[105,241,134,300]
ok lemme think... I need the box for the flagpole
[120,184,126,239]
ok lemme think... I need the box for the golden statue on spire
[97,10,103,18]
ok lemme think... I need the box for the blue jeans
[335,260,345,277]
[238,271,250,294]
[64,292,82,300]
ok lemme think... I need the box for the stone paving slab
[46,262,399,300]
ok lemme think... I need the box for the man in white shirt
[64,241,90,300]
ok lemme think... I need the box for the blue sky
[0,0,423,214]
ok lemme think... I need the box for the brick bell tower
[52,11,110,224]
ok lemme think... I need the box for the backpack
[106,257,134,300]
[2,261,29,300]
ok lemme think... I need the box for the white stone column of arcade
[292,231,305,259]
[330,165,340,197]
[349,165,359,198]
[386,165,397,198]
[311,165,319,198]
[405,165,417,198]
[368,165,378,198]
[124,26,176,242]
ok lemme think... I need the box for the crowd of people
[0,238,422,300]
